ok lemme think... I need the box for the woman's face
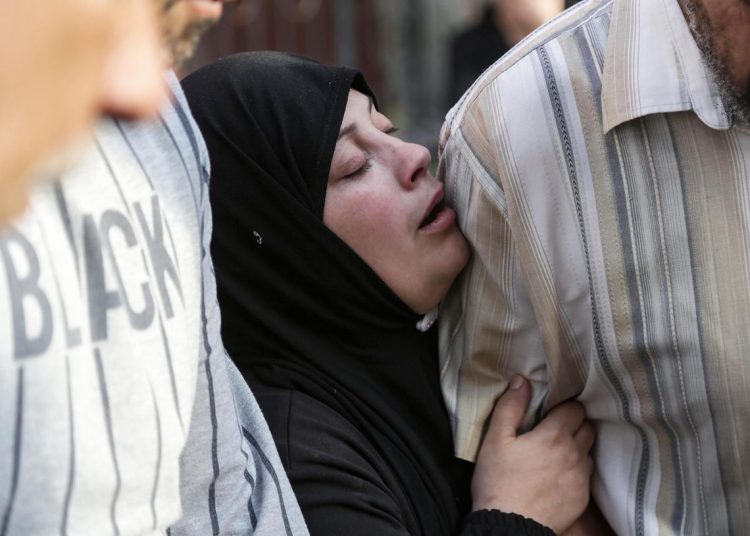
[323,90,470,314]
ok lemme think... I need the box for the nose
[99,0,165,120]
[393,138,432,190]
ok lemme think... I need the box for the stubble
[681,0,750,124]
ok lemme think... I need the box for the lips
[419,186,445,230]
[417,183,458,235]
[419,200,445,229]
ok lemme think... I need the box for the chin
[447,230,471,275]
[427,242,472,310]
[182,0,223,20]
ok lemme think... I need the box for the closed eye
[343,157,373,180]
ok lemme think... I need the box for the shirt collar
[601,0,730,133]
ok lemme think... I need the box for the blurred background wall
[184,0,577,153]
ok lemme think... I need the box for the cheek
[723,15,750,83]
[346,201,397,242]
[731,8,750,68]
[324,190,405,257]
[713,2,750,45]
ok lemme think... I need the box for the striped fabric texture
[0,74,306,536]
[438,0,750,534]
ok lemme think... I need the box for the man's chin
[163,0,222,69]
[679,0,750,124]
[169,40,201,70]
[168,18,217,69]
[721,80,750,126]
[182,0,224,22]
[737,85,750,125]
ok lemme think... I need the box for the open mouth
[419,199,446,229]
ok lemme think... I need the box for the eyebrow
[337,96,375,141]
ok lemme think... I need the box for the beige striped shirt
[438,0,750,533]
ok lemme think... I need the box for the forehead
[343,90,372,117]
[343,90,389,128]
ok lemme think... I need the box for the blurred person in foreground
[439,0,750,533]
[0,1,306,534]
[448,0,581,108]
[0,0,164,225]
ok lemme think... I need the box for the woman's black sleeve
[460,510,556,536]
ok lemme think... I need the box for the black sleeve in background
[461,510,556,536]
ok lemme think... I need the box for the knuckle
[563,447,581,467]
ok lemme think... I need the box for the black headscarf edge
[309,68,377,217]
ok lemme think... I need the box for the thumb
[486,375,531,441]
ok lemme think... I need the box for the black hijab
[182,52,470,534]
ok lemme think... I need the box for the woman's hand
[471,375,594,534]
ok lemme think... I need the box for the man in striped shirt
[439,0,750,533]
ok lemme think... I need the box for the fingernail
[510,375,524,390]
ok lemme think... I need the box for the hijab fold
[183,52,470,535]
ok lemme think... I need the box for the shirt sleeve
[437,117,550,463]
